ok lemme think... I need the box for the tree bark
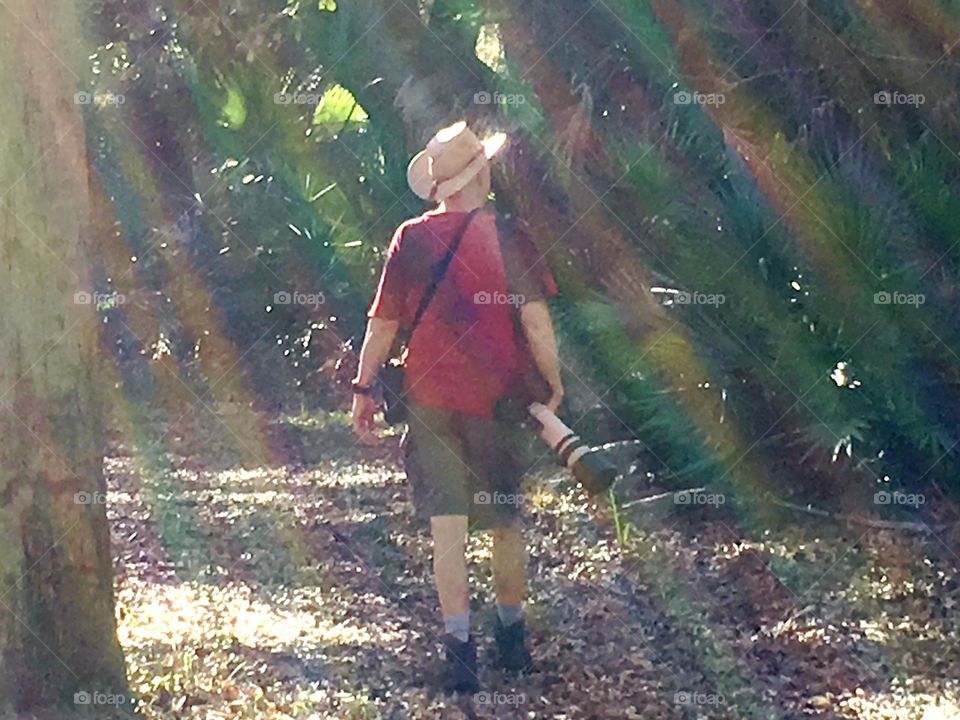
[0,0,128,712]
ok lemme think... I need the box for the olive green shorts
[402,403,529,531]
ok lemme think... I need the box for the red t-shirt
[368,209,558,417]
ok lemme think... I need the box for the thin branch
[767,493,947,534]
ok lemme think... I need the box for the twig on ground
[766,494,946,534]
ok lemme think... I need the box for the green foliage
[312,84,367,140]
[84,0,960,503]
[219,84,247,129]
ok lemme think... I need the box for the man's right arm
[520,300,563,412]
[353,317,399,390]
[351,224,408,441]
[351,317,399,443]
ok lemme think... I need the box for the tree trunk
[0,0,128,712]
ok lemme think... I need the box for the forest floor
[107,409,960,720]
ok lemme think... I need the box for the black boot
[494,618,533,672]
[441,635,480,694]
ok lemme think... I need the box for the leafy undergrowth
[107,410,960,719]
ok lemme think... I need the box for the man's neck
[439,195,486,214]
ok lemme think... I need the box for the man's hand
[351,317,399,445]
[351,393,381,445]
[546,382,564,414]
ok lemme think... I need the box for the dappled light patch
[302,463,405,490]
[118,580,402,650]
[837,686,960,720]
[116,575,409,717]
[464,532,493,564]
[475,24,505,74]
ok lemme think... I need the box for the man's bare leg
[492,519,526,614]
[431,515,470,639]
[431,514,479,691]
[491,518,532,670]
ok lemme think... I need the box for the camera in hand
[528,403,617,496]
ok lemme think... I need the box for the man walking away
[351,121,563,693]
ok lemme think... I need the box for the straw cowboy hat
[407,121,508,202]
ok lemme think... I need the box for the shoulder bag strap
[407,208,478,342]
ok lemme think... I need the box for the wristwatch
[351,379,375,395]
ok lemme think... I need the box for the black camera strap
[406,209,478,344]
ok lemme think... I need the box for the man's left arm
[519,300,563,412]
[503,218,563,411]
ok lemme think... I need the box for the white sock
[444,612,470,642]
[497,602,523,626]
